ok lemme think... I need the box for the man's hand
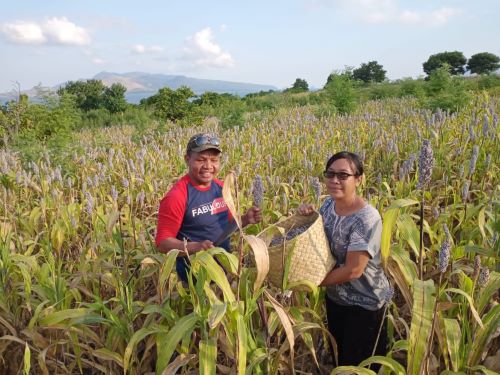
[242,206,263,227]
[158,238,214,255]
[191,240,214,252]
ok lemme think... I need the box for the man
[155,132,262,282]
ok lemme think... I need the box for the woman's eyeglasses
[322,171,358,180]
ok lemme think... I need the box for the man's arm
[157,237,214,256]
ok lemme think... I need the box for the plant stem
[419,189,425,279]
[425,273,442,374]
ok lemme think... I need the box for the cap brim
[190,145,222,153]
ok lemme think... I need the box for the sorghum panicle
[478,267,490,287]
[469,145,479,176]
[462,180,470,203]
[438,224,451,273]
[417,139,434,189]
[311,177,321,201]
[252,175,264,208]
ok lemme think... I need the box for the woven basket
[258,212,335,289]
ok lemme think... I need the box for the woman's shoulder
[351,203,382,228]
[319,196,334,213]
[361,203,381,219]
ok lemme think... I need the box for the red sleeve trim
[155,176,188,247]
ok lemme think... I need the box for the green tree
[58,79,106,111]
[285,78,309,93]
[352,61,386,83]
[423,51,466,76]
[423,65,472,112]
[103,83,128,113]
[142,86,195,121]
[323,71,357,114]
[325,67,353,86]
[467,52,500,75]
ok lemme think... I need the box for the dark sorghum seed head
[417,139,434,189]
[438,224,451,273]
[252,175,264,208]
[478,267,490,287]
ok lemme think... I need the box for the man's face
[185,149,221,187]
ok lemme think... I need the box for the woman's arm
[320,251,370,286]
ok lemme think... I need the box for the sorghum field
[0,94,498,375]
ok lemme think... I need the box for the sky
[1,0,499,93]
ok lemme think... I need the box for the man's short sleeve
[155,185,187,247]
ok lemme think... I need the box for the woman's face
[324,158,362,201]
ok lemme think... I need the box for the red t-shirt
[155,174,231,248]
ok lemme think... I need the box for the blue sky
[1,0,499,92]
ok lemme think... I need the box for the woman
[298,151,390,366]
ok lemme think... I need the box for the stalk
[419,190,425,279]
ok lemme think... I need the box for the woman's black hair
[325,151,364,176]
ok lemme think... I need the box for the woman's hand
[297,203,316,216]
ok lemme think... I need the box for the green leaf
[468,365,499,375]
[477,271,500,316]
[396,213,420,258]
[442,318,461,372]
[92,348,123,367]
[331,366,377,374]
[245,348,269,375]
[407,279,436,375]
[193,251,235,303]
[381,199,419,267]
[467,304,500,366]
[235,303,248,375]
[265,291,295,372]
[387,245,417,308]
[161,354,196,375]
[359,355,406,374]
[477,206,486,239]
[208,303,227,330]
[38,308,96,327]
[23,343,31,375]
[123,326,158,374]
[156,313,198,375]
[444,288,483,328]
[158,250,180,301]
[199,338,217,375]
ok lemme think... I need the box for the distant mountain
[92,72,277,103]
[0,72,279,104]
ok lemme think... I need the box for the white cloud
[398,10,421,24]
[42,17,90,45]
[429,7,460,26]
[132,44,146,54]
[1,17,90,46]
[1,21,46,44]
[312,0,460,26]
[132,44,164,54]
[182,27,234,68]
[92,58,105,64]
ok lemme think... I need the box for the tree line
[0,50,499,158]
[288,51,500,92]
